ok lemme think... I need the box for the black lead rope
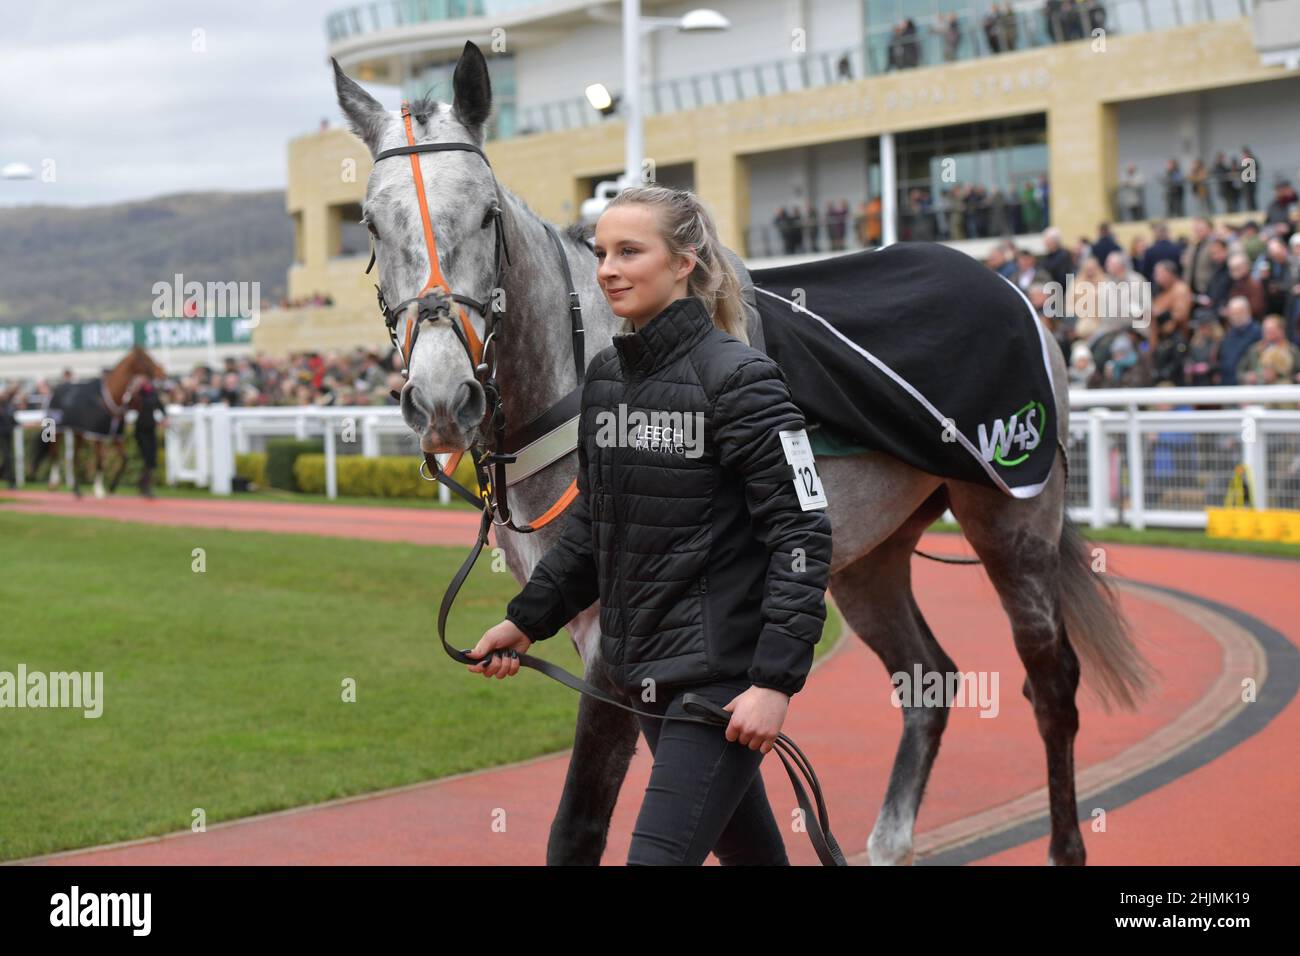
[434,500,848,867]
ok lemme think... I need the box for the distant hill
[0,191,292,325]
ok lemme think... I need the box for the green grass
[15,482,486,512]
[927,520,1300,561]
[0,511,842,861]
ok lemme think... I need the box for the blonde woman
[471,185,833,865]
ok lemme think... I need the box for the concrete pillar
[880,131,897,247]
[1048,98,1117,237]
[697,148,749,256]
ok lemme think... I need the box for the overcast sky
[0,0,403,207]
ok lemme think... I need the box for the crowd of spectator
[1116,150,1295,221]
[990,213,1300,389]
[277,292,336,310]
[772,200,858,254]
[885,0,1108,71]
[904,179,1050,240]
[1,347,407,415]
[762,178,1050,256]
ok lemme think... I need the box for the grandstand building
[265,0,1300,354]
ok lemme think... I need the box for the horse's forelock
[407,94,443,125]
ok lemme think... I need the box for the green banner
[0,317,255,355]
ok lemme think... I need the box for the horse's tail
[1058,514,1157,712]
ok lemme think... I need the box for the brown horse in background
[28,346,165,498]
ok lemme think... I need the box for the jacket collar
[612,295,713,378]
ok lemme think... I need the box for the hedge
[265,438,324,491]
[235,453,267,489]
[292,453,481,499]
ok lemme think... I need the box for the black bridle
[366,103,586,533]
[366,103,845,865]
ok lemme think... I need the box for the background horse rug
[42,379,128,441]
[750,241,1060,498]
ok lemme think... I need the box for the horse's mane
[496,183,596,257]
[564,221,596,254]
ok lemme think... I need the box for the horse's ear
[451,41,492,134]
[332,57,388,155]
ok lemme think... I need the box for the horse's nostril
[401,383,432,430]
[453,379,486,429]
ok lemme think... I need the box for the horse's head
[333,42,500,455]
[127,345,165,381]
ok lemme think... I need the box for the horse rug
[43,381,125,440]
[749,241,1059,498]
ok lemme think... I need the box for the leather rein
[368,101,846,865]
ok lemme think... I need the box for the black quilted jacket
[505,295,832,697]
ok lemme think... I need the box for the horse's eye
[363,217,379,240]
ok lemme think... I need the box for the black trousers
[135,431,157,469]
[627,677,790,866]
[0,429,14,485]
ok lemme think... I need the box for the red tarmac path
[0,489,471,546]
[4,489,1298,866]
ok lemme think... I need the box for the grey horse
[333,41,1153,866]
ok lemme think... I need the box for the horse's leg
[93,441,106,499]
[807,452,945,865]
[494,512,635,866]
[543,609,641,865]
[946,456,1088,865]
[827,488,953,866]
[108,439,127,494]
[70,433,83,498]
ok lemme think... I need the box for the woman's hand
[467,620,534,679]
[722,686,790,753]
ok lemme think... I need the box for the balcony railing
[864,0,1251,75]
[326,0,545,42]
[514,0,1252,137]
[744,174,1051,258]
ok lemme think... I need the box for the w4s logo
[977,401,1044,467]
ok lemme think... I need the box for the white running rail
[13,386,1300,528]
